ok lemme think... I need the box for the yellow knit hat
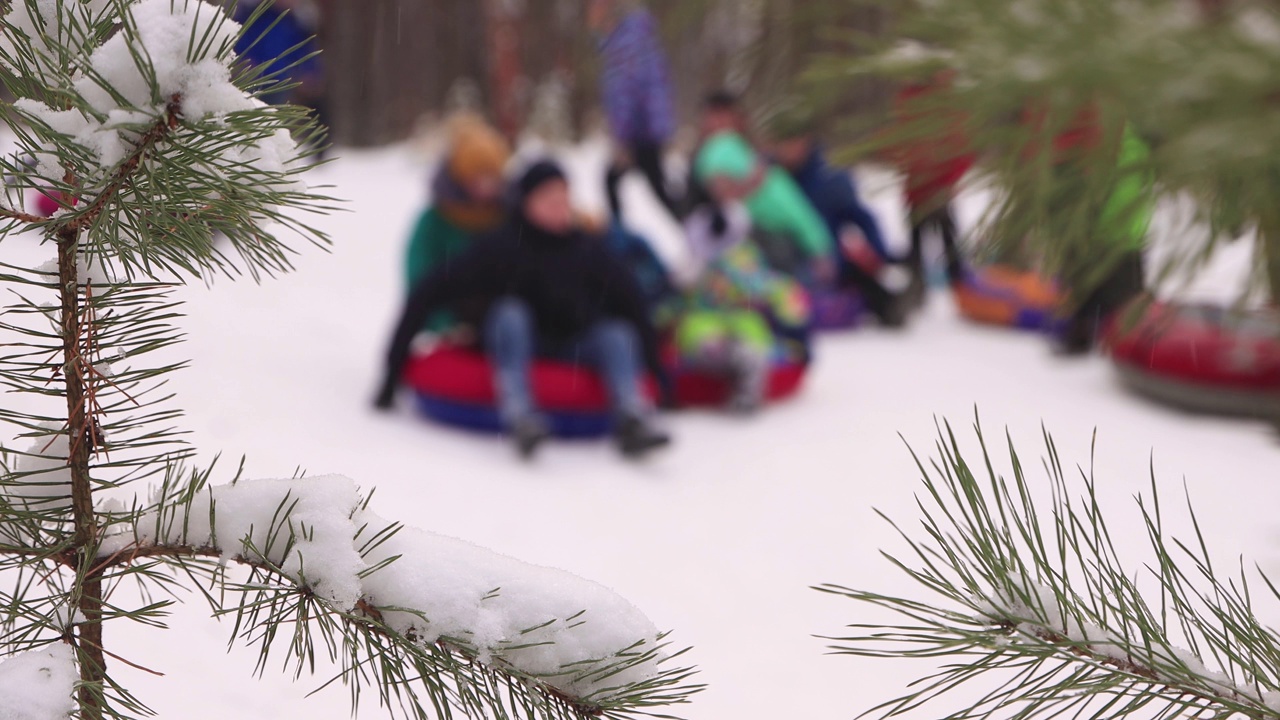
[445,113,511,184]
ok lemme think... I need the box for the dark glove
[374,376,398,410]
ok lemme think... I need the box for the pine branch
[0,205,48,224]
[819,416,1280,720]
[94,504,700,720]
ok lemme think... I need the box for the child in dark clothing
[892,72,977,305]
[768,108,910,328]
[375,161,673,460]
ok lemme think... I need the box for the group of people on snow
[371,0,1155,462]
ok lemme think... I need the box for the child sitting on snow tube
[602,221,676,314]
[402,113,511,336]
[376,161,674,461]
[674,202,812,413]
[766,103,910,329]
[694,130,834,281]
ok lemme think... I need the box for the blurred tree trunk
[309,0,891,148]
[485,0,525,142]
[321,0,486,147]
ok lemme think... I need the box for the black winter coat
[380,215,673,402]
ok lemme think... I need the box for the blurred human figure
[602,221,676,314]
[1042,107,1154,355]
[768,105,910,328]
[694,130,835,287]
[375,161,673,460]
[679,90,752,221]
[893,72,976,305]
[679,203,812,413]
[589,0,679,221]
[403,113,511,337]
[234,0,328,153]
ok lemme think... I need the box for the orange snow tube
[953,265,1062,331]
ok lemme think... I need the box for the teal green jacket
[404,208,474,333]
[695,132,834,259]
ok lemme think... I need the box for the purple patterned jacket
[599,9,677,145]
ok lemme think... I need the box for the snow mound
[0,644,77,720]
[104,475,667,699]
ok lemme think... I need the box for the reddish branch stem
[57,227,105,719]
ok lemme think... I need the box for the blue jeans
[484,297,648,425]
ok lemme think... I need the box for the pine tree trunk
[57,230,105,718]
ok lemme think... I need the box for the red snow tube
[404,345,807,434]
[953,265,1063,331]
[1105,301,1280,418]
[403,346,654,437]
[673,361,808,407]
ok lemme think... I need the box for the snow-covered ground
[3,136,1278,719]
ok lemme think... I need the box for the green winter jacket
[695,132,834,260]
[404,207,474,333]
[1097,125,1155,252]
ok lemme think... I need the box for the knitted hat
[445,113,511,185]
[515,160,568,204]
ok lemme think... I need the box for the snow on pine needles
[101,474,676,701]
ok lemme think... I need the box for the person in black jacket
[374,160,673,460]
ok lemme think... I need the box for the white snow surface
[102,474,665,697]
[0,645,77,720]
[1,134,1279,719]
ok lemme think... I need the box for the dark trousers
[1061,251,1146,348]
[837,259,898,323]
[607,141,677,220]
[908,204,966,283]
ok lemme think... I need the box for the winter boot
[727,344,770,415]
[615,415,671,459]
[904,272,927,311]
[1051,317,1098,357]
[880,292,912,329]
[510,415,551,460]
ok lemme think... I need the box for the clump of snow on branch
[0,644,77,720]
[2,425,72,514]
[0,0,113,78]
[103,475,668,699]
[9,0,299,183]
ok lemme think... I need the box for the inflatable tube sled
[673,360,808,408]
[403,346,654,438]
[1106,302,1280,418]
[953,265,1062,331]
[809,287,866,331]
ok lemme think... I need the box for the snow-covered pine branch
[818,418,1280,720]
[95,474,699,717]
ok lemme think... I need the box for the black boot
[615,415,671,459]
[1051,317,1097,357]
[880,292,912,329]
[510,415,551,460]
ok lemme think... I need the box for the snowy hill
[2,138,1278,720]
